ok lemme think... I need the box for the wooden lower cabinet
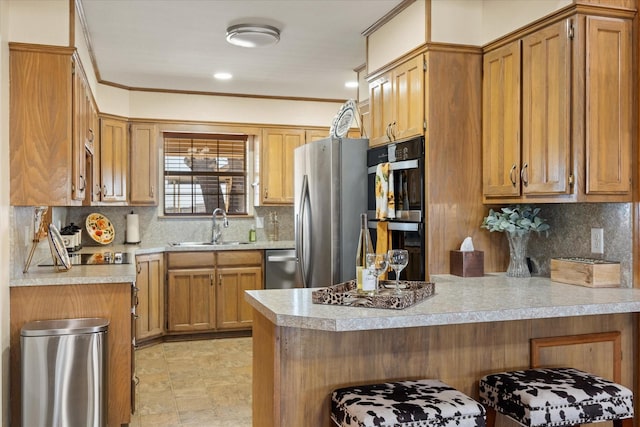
[10,283,134,427]
[166,250,264,333]
[135,253,165,341]
[217,266,263,329]
[167,268,217,331]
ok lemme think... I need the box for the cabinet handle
[520,163,529,187]
[385,123,391,141]
[79,175,86,192]
[218,273,223,285]
[88,128,94,142]
[150,185,154,197]
[509,164,517,187]
[210,274,214,286]
[136,263,142,274]
[96,184,102,197]
[391,121,397,140]
[264,188,268,199]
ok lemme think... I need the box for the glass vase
[506,231,531,278]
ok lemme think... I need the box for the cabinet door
[135,253,164,341]
[392,55,424,141]
[167,268,216,332]
[100,118,128,202]
[72,60,87,202]
[130,123,158,205]
[482,41,522,197]
[260,128,305,204]
[369,71,393,146]
[584,16,631,195]
[9,45,75,206]
[216,266,263,330]
[522,20,571,195]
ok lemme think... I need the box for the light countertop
[11,240,294,287]
[245,273,640,332]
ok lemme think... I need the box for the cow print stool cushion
[479,367,634,427]
[331,379,486,427]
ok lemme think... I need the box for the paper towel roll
[126,213,140,243]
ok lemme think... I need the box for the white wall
[367,0,426,73]
[8,0,68,45]
[0,0,10,425]
[482,0,571,44]
[431,0,483,45]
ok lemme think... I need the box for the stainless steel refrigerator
[294,137,368,288]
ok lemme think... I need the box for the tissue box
[550,257,620,287]
[450,250,484,277]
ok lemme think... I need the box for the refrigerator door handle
[296,174,311,287]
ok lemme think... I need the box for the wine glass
[365,253,388,294]
[387,249,409,294]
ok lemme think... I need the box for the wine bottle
[355,213,373,292]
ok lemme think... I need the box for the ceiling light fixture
[214,72,233,80]
[345,81,359,89]
[226,24,280,48]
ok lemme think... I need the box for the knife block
[450,250,484,277]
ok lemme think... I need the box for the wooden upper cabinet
[583,16,632,195]
[482,41,522,198]
[521,20,571,196]
[129,123,158,205]
[98,117,128,203]
[482,9,633,203]
[9,44,78,206]
[260,128,305,205]
[369,55,424,146]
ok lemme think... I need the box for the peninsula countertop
[245,273,640,332]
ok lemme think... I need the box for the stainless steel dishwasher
[265,249,298,289]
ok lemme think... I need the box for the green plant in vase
[481,205,550,277]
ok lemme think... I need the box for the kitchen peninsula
[246,275,640,427]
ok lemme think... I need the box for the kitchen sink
[169,241,251,247]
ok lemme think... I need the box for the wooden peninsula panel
[252,310,635,427]
[10,283,133,427]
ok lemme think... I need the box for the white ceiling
[79,0,403,101]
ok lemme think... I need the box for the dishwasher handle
[267,255,297,262]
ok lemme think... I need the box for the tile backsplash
[11,203,633,287]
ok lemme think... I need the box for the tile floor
[130,337,253,427]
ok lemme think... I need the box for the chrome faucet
[211,208,229,244]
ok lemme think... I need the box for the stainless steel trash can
[21,317,109,427]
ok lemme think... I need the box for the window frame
[162,132,249,217]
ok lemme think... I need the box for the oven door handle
[367,221,420,232]
[367,159,419,174]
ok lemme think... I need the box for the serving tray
[312,280,435,310]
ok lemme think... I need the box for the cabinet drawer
[167,252,215,269]
[217,250,263,266]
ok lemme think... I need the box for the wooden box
[450,250,484,277]
[550,257,620,288]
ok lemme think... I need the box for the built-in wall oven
[367,136,425,280]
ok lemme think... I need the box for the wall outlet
[255,216,264,229]
[591,228,604,254]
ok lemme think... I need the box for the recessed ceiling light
[226,24,280,48]
[214,72,233,80]
[345,81,359,89]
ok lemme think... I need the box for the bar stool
[331,379,486,427]
[479,332,633,427]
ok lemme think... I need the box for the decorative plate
[48,224,71,270]
[86,213,115,244]
[330,99,357,138]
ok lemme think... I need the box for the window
[163,133,248,216]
